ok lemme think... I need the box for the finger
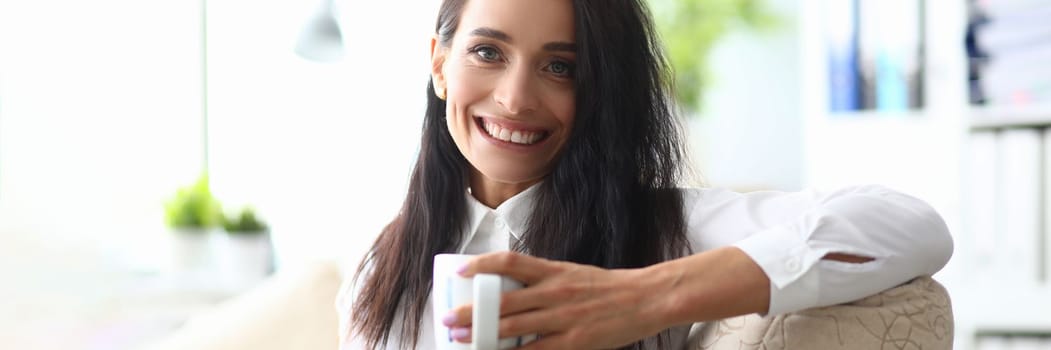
[498,306,571,339]
[442,304,473,328]
[459,252,559,285]
[446,289,581,336]
[503,298,648,346]
[442,286,555,329]
[450,327,471,344]
[516,333,570,350]
[500,278,590,316]
[447,275,594,328]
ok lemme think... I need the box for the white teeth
[480,119,546,145]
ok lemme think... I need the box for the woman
[337,0,953,349]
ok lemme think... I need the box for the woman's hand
[442,252,675,350]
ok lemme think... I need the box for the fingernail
[441,312,457,326]
[451,327,470,340]
[457,263,468,276]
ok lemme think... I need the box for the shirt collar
[462,182,542,247]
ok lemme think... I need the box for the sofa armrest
[687,276,954,350]
[143,262,342,350]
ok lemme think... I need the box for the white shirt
[336,184,953,349]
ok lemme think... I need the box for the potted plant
[163,173,223,274]
[216,206,274,291]
[222,207,268,234]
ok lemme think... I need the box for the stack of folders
[965,128,1050,286]
[969,0,1051,106]
[824,0,924,113]
[976,335,1051,350]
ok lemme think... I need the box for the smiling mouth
[475,117,551,146]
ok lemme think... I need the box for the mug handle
[472,273,501,350]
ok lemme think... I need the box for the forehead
[456,0,575,45]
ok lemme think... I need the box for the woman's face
[431,0,576,189]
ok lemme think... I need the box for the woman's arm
[649,246,873,326]
[448,185,953,349]
[685,185,953,315]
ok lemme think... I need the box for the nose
[493,64,539,116]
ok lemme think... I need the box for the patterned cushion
[687,276,953,350]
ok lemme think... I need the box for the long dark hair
[352,1,690,348]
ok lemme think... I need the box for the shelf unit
[959,108,1051,347]
[970,104,1051,130]
[799,1,1050,349]
[954,283,1051,342]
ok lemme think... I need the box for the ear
[430,35,448,97]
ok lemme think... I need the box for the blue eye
[548,61,574,77]
[472,46,501,61]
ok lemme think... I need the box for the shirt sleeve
[683,185,954,316]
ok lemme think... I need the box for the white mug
[432,254,538,350]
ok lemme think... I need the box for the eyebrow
[468,27,577,53]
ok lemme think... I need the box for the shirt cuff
[732,225,829,316]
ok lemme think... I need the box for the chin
[474,163,548,186]
[486,170,545,185]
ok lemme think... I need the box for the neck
[469,169,540,208]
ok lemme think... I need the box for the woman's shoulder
[677,184,919,214]
[675,186,749,204]
[677,184,899,198]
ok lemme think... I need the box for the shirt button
[785,257,802,273]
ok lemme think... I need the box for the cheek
[445,64,492,103]
[443,68,476,124]
[553,94,576,130]
[444,99,470,144]
[442,67,485,155]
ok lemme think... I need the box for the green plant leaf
[163,173,223,230]
[223,206,268,234]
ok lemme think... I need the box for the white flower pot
[169,228,215,272]
[168,228,221,289]
[215,231,273,292]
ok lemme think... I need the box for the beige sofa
[143,262,343,350]
[687,276,953,349]
[144,262,952,350]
